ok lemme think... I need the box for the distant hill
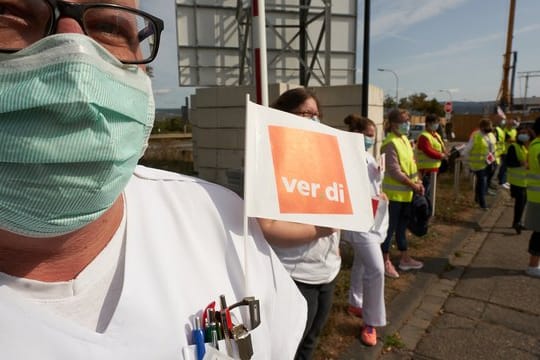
[156,108,183,120]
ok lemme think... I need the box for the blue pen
[193,316,206,360]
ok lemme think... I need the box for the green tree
[408,92,429,112]
[383,95,397,109]
[425,98,444,116]
[398,97,410,109]
[394,92,444,115]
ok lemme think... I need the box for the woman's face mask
[397,121,410,136]
[364,136,375,150]
[0,34,155,237]
[517,133,530,143]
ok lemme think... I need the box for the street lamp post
[378,68,399,106]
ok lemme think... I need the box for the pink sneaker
[385,260,400,278]
[399,258,424,271]
[347,305,363,318]
[361,325,377,346]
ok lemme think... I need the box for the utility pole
[361,0,371,117]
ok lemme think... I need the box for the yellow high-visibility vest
[494,126,505,163]
[507,143,527,187]
[527,138,540,203]
[415,130,445,170]
[468,131,496,171]
[502,127,517,155]
[382,132,418,202]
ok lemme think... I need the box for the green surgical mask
[0,34,155,237]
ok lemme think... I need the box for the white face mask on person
[364,136,375,150]
[0,34,155,237]
[517,134,530,143]
[398,122,410,136]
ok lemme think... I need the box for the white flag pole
[253,0,268,106]
[243,95,252,295]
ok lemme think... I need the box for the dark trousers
[510,185,527,226]
[498,154,507,185]
[487,163,497,188]
[421,172,434,214]
[294,278,337,360]
[382,200,411,253]
[529,232,540,257]
[474,167,489,209]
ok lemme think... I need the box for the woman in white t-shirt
[341,114,388,347]
[258,87,340,360]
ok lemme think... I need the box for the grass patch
[383,332,405,350]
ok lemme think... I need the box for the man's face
[0,0,156,64]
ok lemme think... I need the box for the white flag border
[244,99,374,233]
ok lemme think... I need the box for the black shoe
[513,223,523,235]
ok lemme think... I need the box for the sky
[141,0,540,109]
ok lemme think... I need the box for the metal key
[231,324,253,360]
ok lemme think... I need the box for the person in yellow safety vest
[381,109,425,279]
[497,117,519,188]
[415,114,447,209]
[490,116,506,191]
[506,126,535,234]
[463,119,497,210]
[523,117,540,278]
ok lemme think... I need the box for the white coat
[0,166,307,359]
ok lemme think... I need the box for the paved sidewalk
[340,190,540,359]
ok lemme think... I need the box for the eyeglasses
[293,111,320,119]
[0,0,164,64]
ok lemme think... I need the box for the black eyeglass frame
[1,0,164,64]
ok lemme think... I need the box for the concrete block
[194,128,219,148]
[408,315,431,330]
[217,149,245,168]
[322,106,362,127]
[197,167,218,183]
[217,107,246,128]
[216,128,243,149]
[368,84,384,104]
[215,168,229,187]
[216,85,255,107]
[399,324,426,350]
[194,87,218,108]
[191,108,218,128]
[196,148,218,168]
[425,282,454,299]
[315,85,363,106]
[418,298,443,315]
[444,296,485,319]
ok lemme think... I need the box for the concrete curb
[339,190,507,360]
